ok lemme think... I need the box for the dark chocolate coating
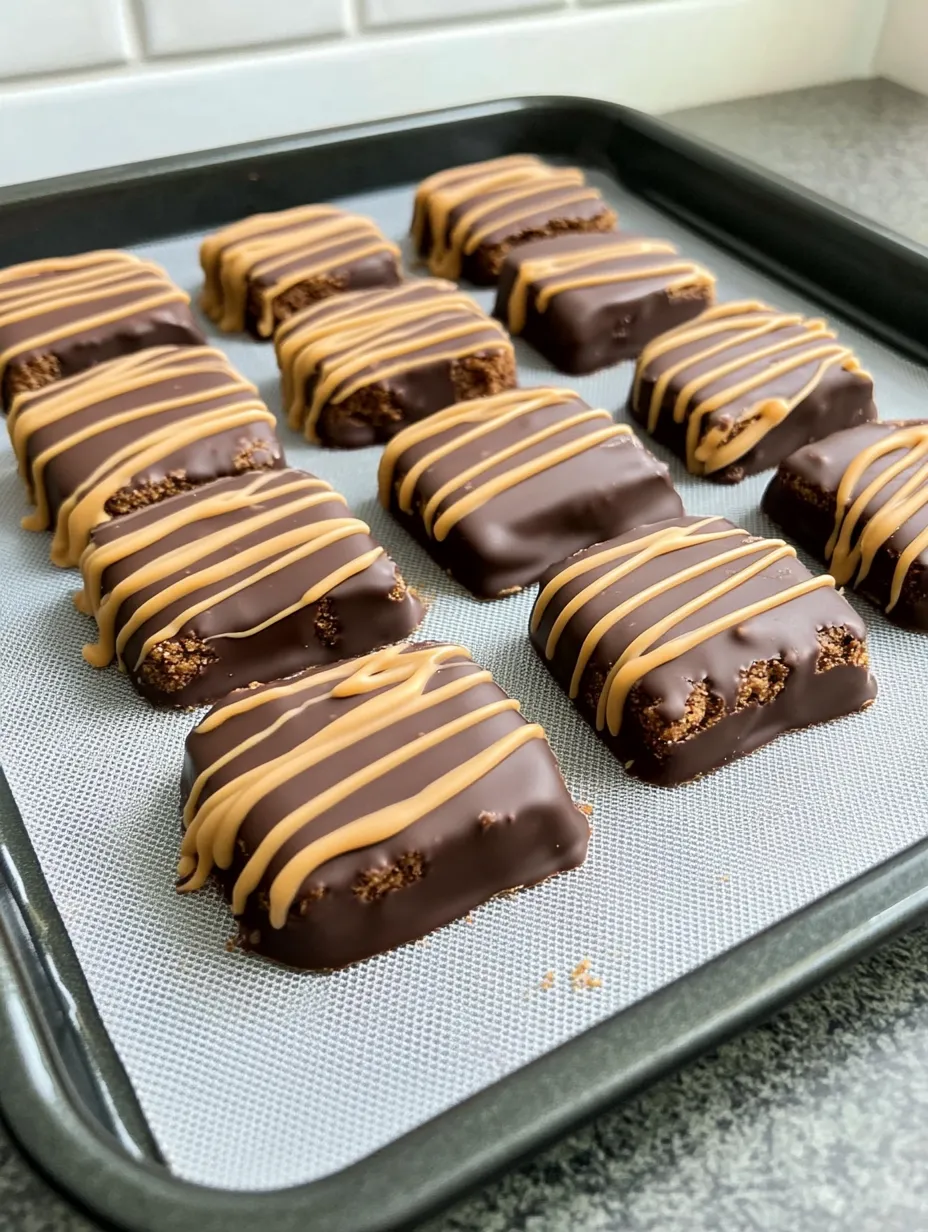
[530,516,877,785]
[182,645,590,970]
[0,264,204,411]
[763,420,928,631]
[386,393,683,598]
[457,191,614,285]
[23,349,284,523]
[416,171,615,285]
[289,282,515,448]
[312,346,513,450]
[90,469,423,707]
[493,234,713,374]
[245,247,401,338]
[629,317,877,484]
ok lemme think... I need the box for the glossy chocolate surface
[200,207,402,337]
[383,390,683,598]
[277,281,515,448]
[628,305,877,484]
[493,233,714,374]
[182,644,590,969]
[763,420,928,631]
[88,469,423,707]
[20,347,284,524]
[530,516,877,784]
[245,247,401,337]
[413,157,616,284]
[0,255,204,410]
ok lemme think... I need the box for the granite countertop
[3,77,928,1232]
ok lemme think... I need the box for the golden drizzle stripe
[505,238,715,334]
[824,424,928,612]
[199,205,400,336]
[632,302,869,475]
[6,345,277,568]
[533,520,834,736]
[46,400,276,571]
[77,469,295,613]
[411,156,543,249]
[78,469,380,674]
[81,474,337,665]
[0,253,190,388]
[8,347,258,536]
[378,387,628,540]
[379,386,575,509]
[180,643,544,928]
[274,281,513,442]
[413,156,608,280]
[275,281,451,417]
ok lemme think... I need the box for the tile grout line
[344,0,361,37]
[119,0,147,63]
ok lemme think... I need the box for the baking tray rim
[1,93,928,1232]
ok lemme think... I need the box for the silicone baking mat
[1,173,926,1192]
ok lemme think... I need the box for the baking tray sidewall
[1,97,928,1229]
[3,812,928,1232]
[0,770,163,1164]
[0,97,924,364]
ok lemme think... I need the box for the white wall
[875,0,928,95]
[0,0,889,188]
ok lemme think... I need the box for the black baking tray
[1,97,928,1232]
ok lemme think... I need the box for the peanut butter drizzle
[378,386,628,540]
[276,281,453,417]
[413,156,604,279]
[379,386,575,507]
[274,281,513,441]
[0,252,190,387]
[181,647,473,877]
[824,424,928,612]
[428,420,625,541]
[532,520,833,735]
[101,505,372,675]
[45,390,277,568]
[81,473,339,667]
[633,302,868,475]
[411,156,542,248]
[199,205,399,335]
[180,643,544,928]
[8,348,258,535]
[78,470,297,612]
[505,238,715,334]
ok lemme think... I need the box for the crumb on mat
[570,957,602,992]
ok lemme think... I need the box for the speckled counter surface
[3,77,928,1232]
[667,78,928,247]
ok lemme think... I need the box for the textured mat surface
[1,173,926,1191]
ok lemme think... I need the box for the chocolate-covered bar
[200,205,402,337]
[8,346,284,567]
[0,251,204,411]
[378,386,683,599]
[276,280,516,447]
[530,515,877,785]
[412,155,617,284]
[493,234,716,374]
[78,468,423,707]
[628,301,877,484]
[179,641,590,969]
[763,421,928,632]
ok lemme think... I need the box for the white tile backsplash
[362,0,564,28]
[139,0,347,57]
[0,0,890,187]
[0,0,129,79]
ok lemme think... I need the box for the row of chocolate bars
[2,154,923,971]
